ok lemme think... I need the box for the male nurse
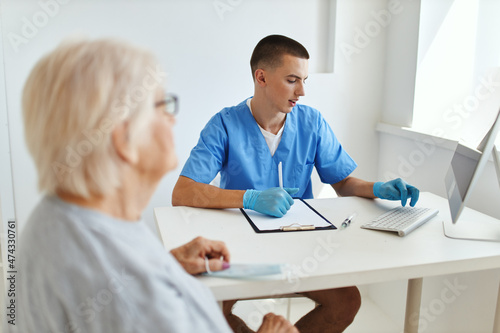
[172,35,419,333]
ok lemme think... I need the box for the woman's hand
[170,236,230,275]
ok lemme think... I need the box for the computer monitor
[443,109,500,241]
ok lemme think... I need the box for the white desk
[154,192,500,333]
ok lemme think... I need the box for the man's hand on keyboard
[373,178,419,207]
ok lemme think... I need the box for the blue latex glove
[243,187,299,218]
[373,178,419,207]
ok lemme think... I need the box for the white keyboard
[361,207,439,237]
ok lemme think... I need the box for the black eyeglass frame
[155,93,179,116]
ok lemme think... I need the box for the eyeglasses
[155,93,179,116]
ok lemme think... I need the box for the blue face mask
[203,263,283,279]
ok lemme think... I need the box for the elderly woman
[17,38,297,333]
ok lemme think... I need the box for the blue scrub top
[180,99,357,199]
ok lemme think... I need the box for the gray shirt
[15,196,232,333]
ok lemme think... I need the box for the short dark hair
[250,35,309,80]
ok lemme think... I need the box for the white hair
[23,38,165,198]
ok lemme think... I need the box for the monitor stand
[443,216,500,242]
[443,145,500,242]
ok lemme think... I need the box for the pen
[278,161,283,189]
[341,213,357,229]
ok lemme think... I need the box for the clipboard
[240,198,336,233]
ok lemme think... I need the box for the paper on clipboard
[241,199,334,232]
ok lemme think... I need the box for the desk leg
[493,281,500,333]
[404,278,423,333]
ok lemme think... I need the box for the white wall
[0,11,16,332]
[0,8,15,229]
[0,0,387,233]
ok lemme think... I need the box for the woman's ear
[111,121,138,165]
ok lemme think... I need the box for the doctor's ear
[111,121,139,164]
[255,69,267,86]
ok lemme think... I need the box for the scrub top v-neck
[246,98,284,157]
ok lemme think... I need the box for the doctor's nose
[296,83,305,97]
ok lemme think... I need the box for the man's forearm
[172,176,245,208]
[331,176,376,198]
